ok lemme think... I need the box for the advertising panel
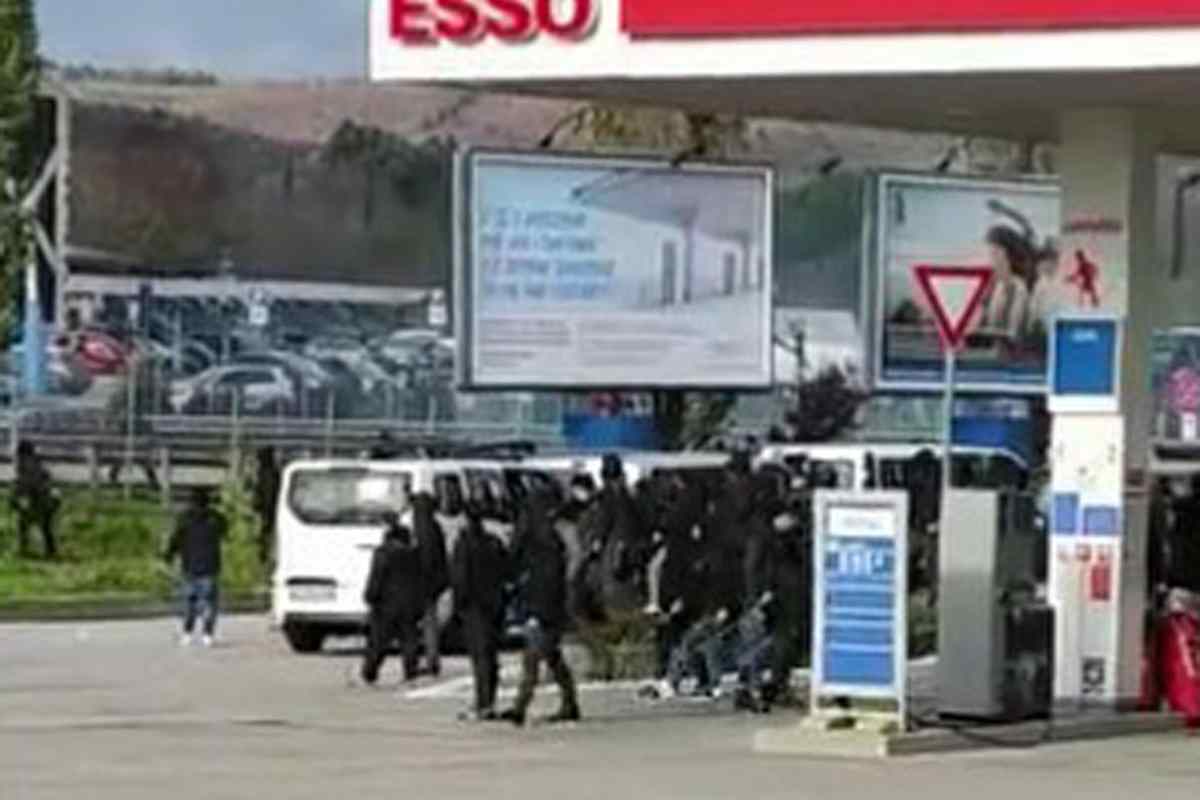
[871,174,1062,393]
[457,150,774,390]
[1152,327,1200,444]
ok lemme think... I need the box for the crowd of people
[355,450,820,726]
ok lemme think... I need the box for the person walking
[451,486,511,721]
[13,442,58,559]
[412,492,449,678]
[165,488,227,647]
[762,487,814,710]
[500,490,580,727]
[361,514,425,686]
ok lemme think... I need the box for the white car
[170,365,296,415]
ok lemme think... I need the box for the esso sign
[392,0,599,45]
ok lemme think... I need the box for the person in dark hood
[652,474,711,679]
[501,490,580,727]
[369,430,401,460]
[165,488,227,647]
[411,492,449,678]
[452,484,512,721]
[593,454,651,614]
[762,483,814,710]
[361,514,424,686]
[13,442,58,559]
[568,475,609,625]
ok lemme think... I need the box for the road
[2,617,1199,800]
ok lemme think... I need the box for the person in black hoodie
[451,487,512,721]
[592,454,650,614]
[654,474,710,677]
[501,490,580,727]
[762,485,814,710]
[165,488,227,647]
[361,515,425,686]
[412,492,449,678]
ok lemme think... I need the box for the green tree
[0,0,39,343]
[550,105,747,450]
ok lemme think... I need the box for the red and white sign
[371,0,1200,82]
[621,0,1200,37]
[391,0,599,45]
[912,265,994,352]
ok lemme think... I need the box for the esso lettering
[392,0,598,45]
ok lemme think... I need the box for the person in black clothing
[361,515,425,686]
[412,492,449,678]
[653,475,710,680]
[13,442,58,559]
[1167,476,1200,593]
[592,454,650,614]
[165,487,228,647]
[369,430,401,460]
[253,448,281,566]
[451,487,511,721]
[501,490,580,727]
[762,485,814,710]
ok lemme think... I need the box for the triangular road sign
[913,265,995,352]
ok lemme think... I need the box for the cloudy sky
[39,0,367,79]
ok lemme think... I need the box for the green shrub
[577,611,659,681]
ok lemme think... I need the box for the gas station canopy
[371,0,1200,151]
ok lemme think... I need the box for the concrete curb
[0,593,268,623]
[755,711,1187,759]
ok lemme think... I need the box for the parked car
[236,350,333,393]
[75,329,131,375]
[170,365,296,416]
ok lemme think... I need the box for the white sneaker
[201,635,214,648]
[642,603,663,618]
[179,633,193,647]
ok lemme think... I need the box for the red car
[74,330,131,376]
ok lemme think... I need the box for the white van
[755,443,1029,491]
[271,457,515,654]
[521,451,733,490]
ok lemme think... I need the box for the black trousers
[767,619,809,703]
[513,624,578,716]
[362,608,420,684]
[462,608,503,713]
[16,499,57,558]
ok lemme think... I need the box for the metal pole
[124,361,136,500]
[324,393,335,459]
[942,349,956,492]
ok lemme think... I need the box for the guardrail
[0,411,566,500]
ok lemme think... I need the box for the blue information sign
[812,492,909,719]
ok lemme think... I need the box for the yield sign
[913,265,994,352]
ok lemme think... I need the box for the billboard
[456,150,774,390]
[870,173,1062,393]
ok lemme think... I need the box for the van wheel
[284,623,326,654]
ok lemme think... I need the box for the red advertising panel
[622,0,1200,37]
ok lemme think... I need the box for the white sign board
[456,150,774,389]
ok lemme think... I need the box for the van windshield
[287,468,412,526]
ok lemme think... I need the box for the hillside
[59,78,961,291]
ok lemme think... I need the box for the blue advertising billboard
[456,150,775,390]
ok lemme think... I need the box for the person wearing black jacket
[412,492,449,678]
[762,488,814,710]
[501,490,580,727]
[13,442,58,559]
[592,454,650,614]
[451,491,511,721]
[361,515,425,686]
[165,488,227,647]
[655,475,710,677]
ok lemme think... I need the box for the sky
[38,0,367,80]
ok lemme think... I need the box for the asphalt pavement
[2,616,1199,800]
